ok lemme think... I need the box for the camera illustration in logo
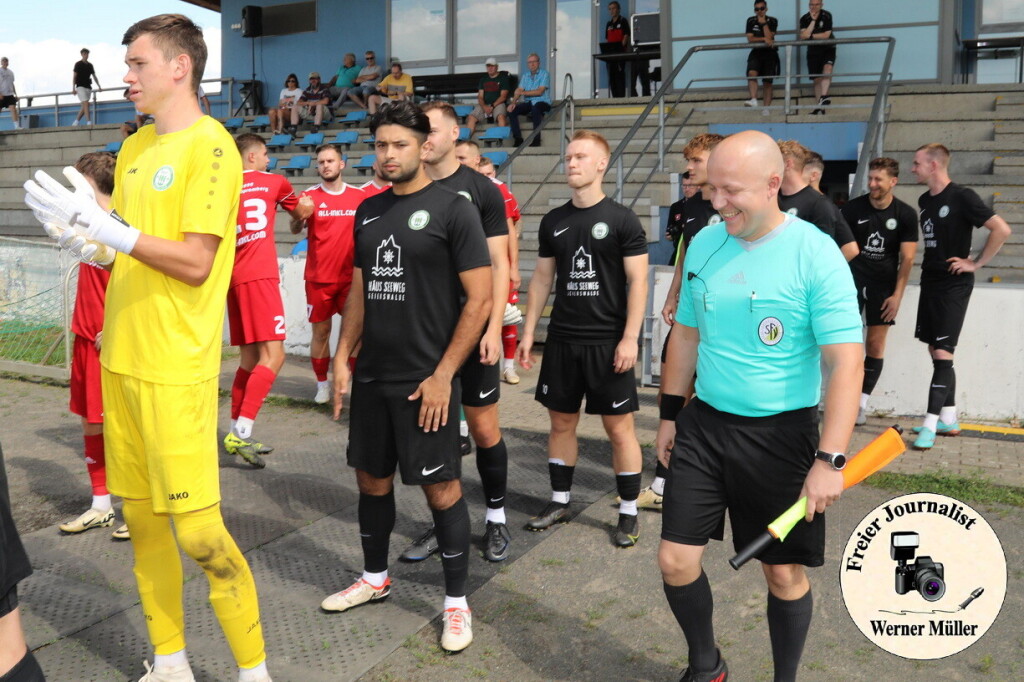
[891,531,945,601]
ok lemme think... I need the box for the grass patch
[0,321,66,366]
[864,471,1024,508]
[538,558,565,567]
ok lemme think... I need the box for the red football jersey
[233,170,299,287]
[359,179,391,198]
[72,262,110,341]
[301,182,365,284]
[491,177,521,222]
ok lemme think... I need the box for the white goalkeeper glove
[503,302,523,326]
[43,222,115,266]
[24,167,140,255]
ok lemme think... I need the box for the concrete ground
[1,354,1022,681]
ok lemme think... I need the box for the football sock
[361,569,388,586]
[768,589,813,682]
[501,326,517,360]
[943,367,956,407]
[862,356,883,395]
[444,594,469,610]
[459,420,469,438]
[926,359,954,415]
[311,356,330,382]
[432,497,471,598]
[174,504,265,669]
[0,649,44,682]
[234,417,255,440]
[616,472,641,516]
[121,498,186,656]
[923,413,939,432]
[485,507,506,524]
[239,365,277,426]
[860,393,870,410]
[650,476,666,497]
[939,406,957,424]
[548,459,574,503]
[654,459,670,482]
[231,368,251,420]
[83,433,107,497]
[92,494,112,512]
[153,649,188,670]
[663,571,718,673]
[238,661,270,682]
[476,439,508,510]
[358,490,395,573]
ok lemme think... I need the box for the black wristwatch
[815,449,847,471]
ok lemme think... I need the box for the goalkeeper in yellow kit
[24,14,269,682]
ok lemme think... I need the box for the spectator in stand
[508,53,551,147]
[348,51,384,110]
[328,52,362,110]
[466,58,510,132]
[745,1,779,112]
[290,71,330,134]
[800,0,835,114]
[604,2,629,98]
[0,57,20,130]
[72,48,101,127]
[269,73,303,135]
[368,62,413,115]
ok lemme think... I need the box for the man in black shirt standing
[841,157,918,425]
[72,48,101,126]
[799,1,834,114]
[605,1,630,98]
[323,100,493,654]
[399,101,513,564]
[910,143,1011,449]
[745,1,779,112]
[778,140,858,260]
[518,130,649,548]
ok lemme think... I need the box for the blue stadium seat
[329,130,359,149]
[101,140,123,154]
[291,238,308,256]
[341,110,368,127]
[352,153,376,175]
[481,150,508,167]
[250,115,271,132]
[222,117,244,131]
[478,126,510,147]
[281,154,312,176]
[453,105,473,122]
[265,133,292,150]
[363,136,376,148]
[267,157,279,170]
[458,127,471,141]
[296,132,325,151]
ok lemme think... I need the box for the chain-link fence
[0,237,74,381]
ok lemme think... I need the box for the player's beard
[319,170,341,183]
[382,161,419,185]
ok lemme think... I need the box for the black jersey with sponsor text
[539,197,648,344]
[842,194,918,282]
[435,163,508,239]
[353,182,491,383]
[918,182,995,282]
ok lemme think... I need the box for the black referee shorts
[536,338,638,415]
[347,379,462,486]
[746,49,780,82]
[855,276,896,327]
[915,277,973,353]
[661,398,824,567]
[460,351,500,407]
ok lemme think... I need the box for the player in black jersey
[910,143,1011,449]
[744,1,779,111]
[840,157,918,425]
[665,173,697,266]
[518,130,649,548]
[323,100,493,653]
[778,140,858,260]
[396,101,514,564]
[804,149,859,268]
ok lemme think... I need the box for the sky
[0,1,221,100]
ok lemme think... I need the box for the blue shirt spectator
[518,62,551,105]
[509,53,552,145]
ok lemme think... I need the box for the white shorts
[76,86,92,102]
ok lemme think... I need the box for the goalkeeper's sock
[501,325,517,360]
[84,433,107,496]
[311,357,330,383]
[231,368,251,421]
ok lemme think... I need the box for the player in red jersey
[57,152,131,541]
[291,144,365,402]
[359,160,391,197]
[224,134,308,466]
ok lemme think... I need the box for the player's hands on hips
[409,373,451,432]
[879,294,901,323]
[800,461,844,522]
[480,326,501,365]
[516,334,535,370]
[332,358,351,420]
[613,337,638,373]
[656,419,676,468]
[946,256,977,275]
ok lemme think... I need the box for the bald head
[710,131,784,184]
[706,131,785,240]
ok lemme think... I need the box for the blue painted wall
[709,121,868,160]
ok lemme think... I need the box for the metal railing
[609,37,896,205]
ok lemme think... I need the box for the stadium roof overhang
[181,0,221,11]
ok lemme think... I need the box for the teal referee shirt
[676,215,861,417]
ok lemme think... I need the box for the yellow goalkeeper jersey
[101,116,241,384]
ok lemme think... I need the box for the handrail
[609,36,896,205]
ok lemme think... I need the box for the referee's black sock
[358,490,395,573]
[767,588,813,682]
[432,497,471,598]
[476,439,508,509]
[616,472,642,511]
[0,649,45,682]
[927,359,954,416]
[654,459,670,481]
[548,460,575,502]
[943,366,957,407]
[663,571,718,673]
[862,356,884,395]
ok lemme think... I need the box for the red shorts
[227,278,287,346]
[306,280,351,324]
[70,335,104,424]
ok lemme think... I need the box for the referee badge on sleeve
[758,316,783,346]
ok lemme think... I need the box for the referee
[657,131,862,681]
[910,143,1011,449]
[322,100,492,653]
[840,157,918,425]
